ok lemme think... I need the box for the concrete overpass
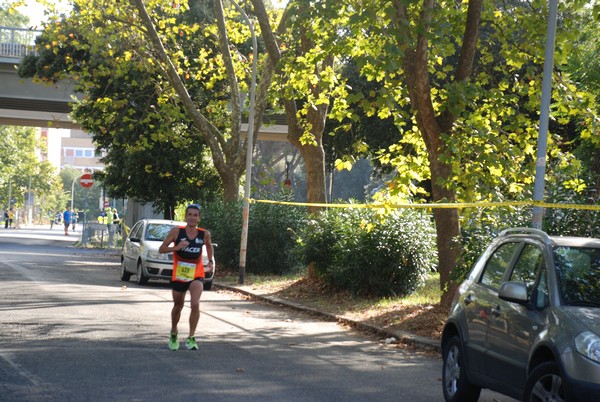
[0,26,78,129]
[0,26,288,139]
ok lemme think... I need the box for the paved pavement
[2,224,441,352]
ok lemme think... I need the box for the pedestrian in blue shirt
[63,207,72,236]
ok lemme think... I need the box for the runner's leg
[171,289,185,335]
[188,280,203,337]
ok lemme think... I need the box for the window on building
[65,147,95,158]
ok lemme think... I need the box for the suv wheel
[523,361,564,402]
[442,335,481,402]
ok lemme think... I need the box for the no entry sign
[80,173,94,188]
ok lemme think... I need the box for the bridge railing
[0,26,43,59]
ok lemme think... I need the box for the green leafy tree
[0,126,62,216]
[128,0,275,201]
[18,2,225,213]
[564,4,600,194]
[251,0,355,211]
[58,167,102,218]
[1,2,29,27]
[130,0,336,209]
[293,0,599,306]
[21,0,348,216]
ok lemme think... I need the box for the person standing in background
[71,209,79,232]
[112,208,121,233]
[7,208,14,228]
[63,207,72,236]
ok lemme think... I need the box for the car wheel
[120,259,131,282]
[442,335,481,402]
[203,280,212,291]
[136,260,149,285]
[523,361,564,402]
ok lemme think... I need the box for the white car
[120,219,215,290]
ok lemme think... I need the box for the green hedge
[296,208,438,297]
[456,187,600,284]
[201,192,306,275]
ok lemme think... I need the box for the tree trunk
[390,0,483,309]
[221,171,241,203]
[252,1,329,211]
[429,157,461,309]
[290,138,326,213]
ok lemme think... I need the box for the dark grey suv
[442,228,600,402]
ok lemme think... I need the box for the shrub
[543,184,600,238]
[296,207,437,297]
[200,200,242,271]
[456,186,600,284]
[201,191,307,275]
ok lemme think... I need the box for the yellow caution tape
[248,198,600,211]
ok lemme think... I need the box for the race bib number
[174,261,196,282]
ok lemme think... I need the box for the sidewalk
[214,282,441,353]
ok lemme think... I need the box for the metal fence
[83,222,122,249]
[0,26,43,59]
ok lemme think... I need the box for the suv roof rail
[499,227,552,246]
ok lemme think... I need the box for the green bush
[456,186,600,285]
[200,200,242,271]
[543,184,600,238]
[296,208,438,297]
[201,192,307,275]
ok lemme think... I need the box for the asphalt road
[0,226,515,401]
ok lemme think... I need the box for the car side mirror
[130,237,140,243]
[498,281,528,304]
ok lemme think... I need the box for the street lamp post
[27,173,32,225]
[71,174,82,211]
[232,0,258,285]
[532,0,559,229]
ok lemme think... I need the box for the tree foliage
[0,126,62,212]
[18,0,274,209]
[293,0,599,305]
[13,0,599,306]
[1,1,30,27]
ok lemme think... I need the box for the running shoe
[186,336,198,350]
[169,333,179,351]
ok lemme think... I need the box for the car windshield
[554,246,600,307]
[144,224,176,242]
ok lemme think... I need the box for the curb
[215,283,441,353]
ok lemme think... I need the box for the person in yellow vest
[7,208,14,228]
[104,207,113,226]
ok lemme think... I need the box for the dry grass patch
[217,270,447,340]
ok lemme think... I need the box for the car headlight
[575,331,600,363]
[146,250,169,261]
